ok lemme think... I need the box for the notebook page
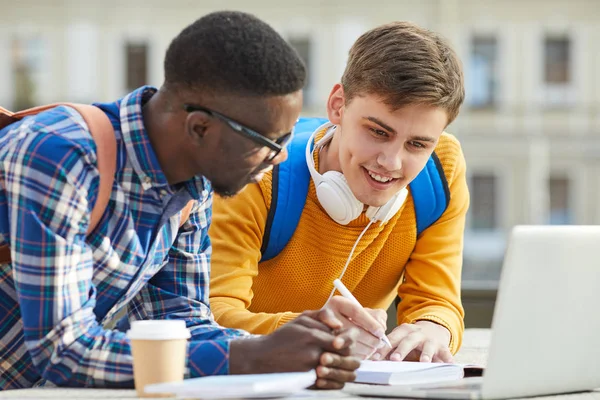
[145,370,317,399]
[356,361,464,385]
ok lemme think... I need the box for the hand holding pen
[321,279,391,359]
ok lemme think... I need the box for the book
[355,360,483,386]
[143,370,316,399]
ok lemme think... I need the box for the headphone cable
[324,219,375,306]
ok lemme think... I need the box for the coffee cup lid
[127,320,191,340]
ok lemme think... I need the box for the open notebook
[356,361,483,386]
[144,370,316,399]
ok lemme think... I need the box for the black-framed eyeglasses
[184,104,294,162]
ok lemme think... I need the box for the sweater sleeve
[396,134,469,354]
[208,180,299,334]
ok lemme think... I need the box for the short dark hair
[164,11,306,97]
[342,21,465,124]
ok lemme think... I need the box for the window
[548,175,572,224]
[544,37,570,84]
[287,37,312,106]
[11,36,44,110]
[469,174,498,230]
[542,36,573,107]
[125,43,148,92]
[468,36,498,109]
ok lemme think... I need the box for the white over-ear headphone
[306,122,408,225]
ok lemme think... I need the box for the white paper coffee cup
[127,320,191,398]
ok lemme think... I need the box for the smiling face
[324,84,448,207]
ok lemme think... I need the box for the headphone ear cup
[315,171,363,225]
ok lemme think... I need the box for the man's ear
[186,111,211,144]
[326,83,345,125]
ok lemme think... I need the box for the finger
[326,312,382,352]
[285,322,341,354]
[419,340,437,363]
[318,306,383,350]
[293,314,333,333]
[390,331,423,361]
[304,327,358,355]
[328,296,386,337]
[358,327,385,348]
[320,352,361,371]
[367,308,388,327]
[365,344,380,361]
[370,338,393,361]
[354,333,388,360]
[352,342,378,360]
[330,328,358,355]
[371,323,415,360]
[433,347,454,363]
[316,365,357,388]
[313,378,345,390]
[311,307,344,331]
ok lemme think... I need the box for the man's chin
[357,193,397,208]
[212,177,259,198]
[356,181,409,208]
[212,184,243,198]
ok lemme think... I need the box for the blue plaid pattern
[0,86,246,390]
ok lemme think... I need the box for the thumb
[376,311,388,328]
[366,308,388,328]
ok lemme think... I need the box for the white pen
[333,279,392,348]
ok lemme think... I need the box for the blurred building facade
[2,0,600,290]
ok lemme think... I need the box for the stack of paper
[144,370,317,399]
[355,360,466,385]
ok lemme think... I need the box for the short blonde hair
[341,21,465,124]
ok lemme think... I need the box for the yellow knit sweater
[209,131,469,353]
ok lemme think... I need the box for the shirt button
[160,189,168,197]
[143,176,152,185]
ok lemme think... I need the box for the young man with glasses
[0,11,364,390]
[209,21,469,364]
[183,104,295,163]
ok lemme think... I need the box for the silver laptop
[346,225,600,399]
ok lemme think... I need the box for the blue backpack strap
[408,152,451,236]
[260,118,450,261]
[260,117,329,262]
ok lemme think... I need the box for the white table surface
[1,329,598,400]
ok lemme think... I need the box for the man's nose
[378,146,403,171]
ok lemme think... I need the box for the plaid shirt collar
[119,86,207,199]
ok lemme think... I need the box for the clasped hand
[229,305,361,389]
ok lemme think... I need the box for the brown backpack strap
[65,104,116,235]
[179,200,195,228]
[0,245,9,264]
[0,104,116,265]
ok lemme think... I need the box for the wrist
[229,336,265,375]
[414,320,451,345]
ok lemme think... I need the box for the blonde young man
[209,21,468,363]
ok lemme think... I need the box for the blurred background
[2,0,599,328]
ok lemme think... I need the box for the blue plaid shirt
[0,86,245,390]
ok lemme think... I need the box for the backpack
[0,103,193,265]
[260,117,450,262]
